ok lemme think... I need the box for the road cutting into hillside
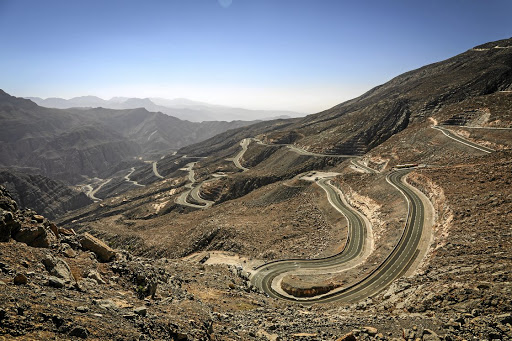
[251,169,430,303]
[250,173,371,300]
[252,137,356,158]
[432,125,495,153]
[152,161,164,179]
[175,162,205,208]
[175,162,219,208]
[124,167,145,187]
[178,136,358,209]
[231,138,251,171]
[84,178,112,201]
[441,125,512,130]
[189,178,216,208]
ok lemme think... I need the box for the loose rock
[42,254,74,283]
[134,306,147,317]
[336,332,357,341]
[362,326,378,336]
[79,233,116,262]
[48,276,65,288]
[14,224,55,248]
[13,273,28,285]
[69,326,89,338]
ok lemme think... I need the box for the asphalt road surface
[189,179,215,208]
[175,162,216,209]
[232,138,251,171]
[432,125,494,153]
[250,169,425,304]
[124,167,145,187]
[250,177,368,300]
[252,137,355,158]
[152,161,164,179]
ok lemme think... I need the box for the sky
[0,0,511,113]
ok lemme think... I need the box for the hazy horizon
[1,0,511,113]
[24,93,308,115]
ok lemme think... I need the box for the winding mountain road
[252,137,355,158]
[152,161,164,179]
[432,125,495,153]
[286,144,354,158]
[175,162,203,208]
[177,136,360,209]
[441,125,512,131]
[175,162,216,208]
[251,169,426,304]
[124,167,145,187]
[231,138,251,171]
[84,178,112,201]
[189,179,215,208]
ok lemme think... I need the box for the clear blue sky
[0,0,511,112]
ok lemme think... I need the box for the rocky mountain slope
[181,38,512,158]
[0,91,265,208]
[0,90,259,184]
[58,38,512,257]
[0,170,92,220]
[0,92,138,184]
[2,38,512,340]
[65,107,259,155]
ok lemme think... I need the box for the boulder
[14,224,56,248]
[49,223,59,238]
[48,276,65,288]
[134,306,147,317]
[0,209,20,242]
[79,233,115,262]
[362,326,378,336]
[69,326,89,338]
[13,273,28,285]
[42,254,74,284]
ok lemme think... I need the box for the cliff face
[0,170,92,220]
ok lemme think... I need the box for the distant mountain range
[0,90,263,184]
[25,96,302,122]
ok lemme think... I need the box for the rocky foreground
[1,183,512,340]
